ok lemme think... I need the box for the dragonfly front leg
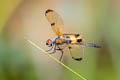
[46,46,54,52]
[49,45,64,61]
[49,44,57,54]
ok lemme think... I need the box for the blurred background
[0,0,120,80]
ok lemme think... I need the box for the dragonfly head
[46,39,53,47]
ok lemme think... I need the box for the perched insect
[45,9,101,61]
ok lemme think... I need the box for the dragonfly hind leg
[59,50,64,61]
[55,48,64,61]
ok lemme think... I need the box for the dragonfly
[45,9,101,61]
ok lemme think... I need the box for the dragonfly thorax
[55,34,83,45]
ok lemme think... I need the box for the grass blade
[25,38,87,80]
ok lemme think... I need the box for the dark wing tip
[72,57,83,61]
[51,23,55,26]
[45,9,54,16]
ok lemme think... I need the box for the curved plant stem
[25,38,87,80]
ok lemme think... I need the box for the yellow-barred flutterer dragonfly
[45,9,101,61]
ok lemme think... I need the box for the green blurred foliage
[0,36,40,80]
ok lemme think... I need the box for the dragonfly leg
[49,44,56,54]
[55,47,64,61]
[59,50,64,61]
[46,46,54,52]
[48,45,64,61]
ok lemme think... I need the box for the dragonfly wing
[68,44,85,61]
[45,9,64,36]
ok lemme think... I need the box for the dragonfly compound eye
[46,39,52,47]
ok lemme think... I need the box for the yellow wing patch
[69,44,84,61]
[45,9,64,36]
